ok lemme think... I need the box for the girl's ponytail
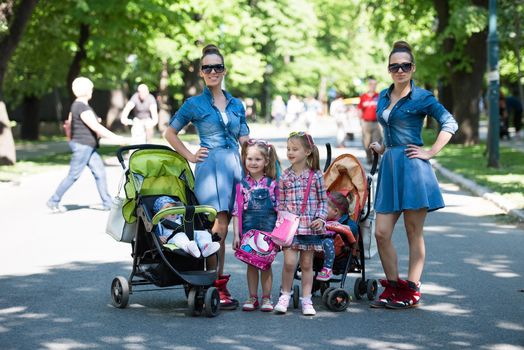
[308,145,320,171]
[266,144,281,180]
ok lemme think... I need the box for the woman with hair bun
[164,44,250,310]
[369,41,458,309]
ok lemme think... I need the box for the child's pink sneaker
[301,297,316,316]
[274,293,290,314]
[242,296,259,311]
[260,296,273,312]
[316,267,332,281]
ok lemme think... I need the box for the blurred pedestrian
[329,94,348,147]
[120,84,159,144]
[271,95,286,127]
[369,41,458,309]
[358,76,382,164]
[47,77,124,212]
[506,89,523,139]
[164,44,250,310]
[285,94,303,126]
[499,90,510,140]
[303,96,322,130]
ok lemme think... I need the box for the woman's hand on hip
[405,144,433,160]
[191,147,209,163]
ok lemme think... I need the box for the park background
[0,0,522,213]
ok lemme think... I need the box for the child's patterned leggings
[322,238,335,269]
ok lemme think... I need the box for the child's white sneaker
[185,241,201,258]
[274,293,290,314]
[301,297,316,316]
[201,242,220,257]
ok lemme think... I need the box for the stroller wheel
[111,276,130,309]
[187,288,203,316]
[353,277,364,300]
[366,279,378,301]
[293,285,300,309]
[327,288,350,312]
[204,287,220,317]
[322,287,336,307]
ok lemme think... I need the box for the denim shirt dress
[169,87,250,212]
[374,80,458,213]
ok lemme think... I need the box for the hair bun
[202,44,220,56]
[393,40,412,52]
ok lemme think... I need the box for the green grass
[0,145,122,182]
[0,133,199,182]
[423,129,524,209]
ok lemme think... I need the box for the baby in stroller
[316,191,358,281]
[153,196,220,258]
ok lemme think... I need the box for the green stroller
[109,144,221,317]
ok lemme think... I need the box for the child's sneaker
[201,242,220,257]
[386,279,421,309]
[370,279,398,308]
[316,267,332,281]
[274,293,290,314]
[301,297,316,316]
[260,296,273,312]
[242,296,259,311]
[185,241,201,258]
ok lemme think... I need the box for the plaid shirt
[278,168,328,235]
[232,175,278,216]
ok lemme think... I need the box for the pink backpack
[234,183,278,271]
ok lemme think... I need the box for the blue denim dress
[241,178,277,235]
[374,80,458,213]
[169,87,250,212]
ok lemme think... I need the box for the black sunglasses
[201,64,225,74]
[388,62,413,73]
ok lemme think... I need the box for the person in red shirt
[358,77,383,164]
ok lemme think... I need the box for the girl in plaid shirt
[274,132,328,316]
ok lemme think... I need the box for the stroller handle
[152,205,218,225]
[116,144,174,169]
[370,150,379,176]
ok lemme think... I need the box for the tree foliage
[0,0,521,144]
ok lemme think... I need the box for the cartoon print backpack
[234,181,279,270]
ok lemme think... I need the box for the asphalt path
[1,118,523,350]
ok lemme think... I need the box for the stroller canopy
[323,153,368,221]
[123,148,195,223]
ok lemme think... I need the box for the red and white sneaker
[386,279,421,309]
[370,279,398,308]
[242,296,259,311]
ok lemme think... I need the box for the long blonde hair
[288,132,320,170]
[241,139,281,179]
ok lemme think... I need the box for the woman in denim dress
[369,41,458,309]
[164,45,250,309]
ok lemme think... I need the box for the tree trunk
[157,59,171,133]
[433,0,455,112]
[0,0,39,91]
[20,95,40,140]
[0,0,40,165]
[66,23,89,102]
[0,101,16,165]
[450,30,487,145]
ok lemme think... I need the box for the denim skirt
[374,145,444,214]
[194,147,241,213]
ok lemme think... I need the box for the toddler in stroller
[316,191,358,282]
[153,196,220,258]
